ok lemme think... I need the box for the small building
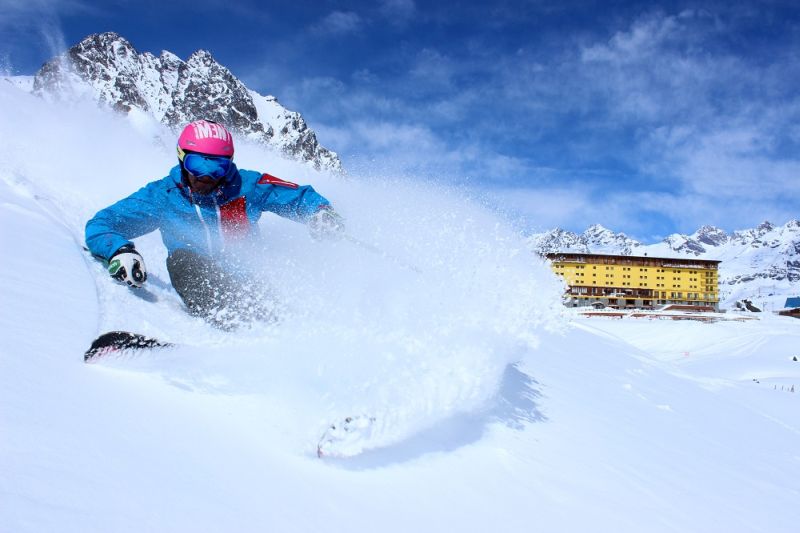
[779,297,800,319]
[545,252,721,311]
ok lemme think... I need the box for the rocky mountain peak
[756,221,775,232]
[527,228,585,255]
[582,224,612,238]
[159,50,181,63]
[582,224,640,255]
[731,220,779,247]
[527,225,643,256]
[663,222,767,256]
[82,31,132,54]
[189,49,215,63]
[693,225,729,246]
[32,32,342,173]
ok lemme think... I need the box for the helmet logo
[178,120,234,157]
[192,121,232,142]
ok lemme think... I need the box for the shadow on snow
[325,363,547,470]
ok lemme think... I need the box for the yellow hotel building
[545,253,721,311]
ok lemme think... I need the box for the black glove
[108,245,147,288]
[308,206,345,241]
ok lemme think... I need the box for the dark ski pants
[166,249,274,329]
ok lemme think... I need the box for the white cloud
[351,68,380,85]
[622,189,798,238]
[484,186,593,231]
[581,12,684,64]
[680,144,800,200]
[577,12,730,123]
[409,48,455,89]
[569,9,800,232]
[0,0,92,28]
[379,0,416,26]
[352,121,443,151]
[0,0,95,71]
[311,11,363,36]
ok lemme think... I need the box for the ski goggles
[182,153,233,179]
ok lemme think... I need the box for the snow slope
[1,78,799,532]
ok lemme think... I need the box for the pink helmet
[177,120,234,159]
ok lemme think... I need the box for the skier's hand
[308,206,345,241]
[108,245,147,288]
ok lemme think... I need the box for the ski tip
[316,415,377,459]
[84,331,171,362]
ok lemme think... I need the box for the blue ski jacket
[85,164,331,260]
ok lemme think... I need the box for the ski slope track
[1,78,800,532]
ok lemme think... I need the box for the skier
[85,119,344,328]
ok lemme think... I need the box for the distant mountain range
[30,32,341,173]
[528,221,800,310]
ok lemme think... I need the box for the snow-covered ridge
[529,220,800,309]
[32,32,342,173]
[527,223,642,255]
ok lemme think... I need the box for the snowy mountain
[527,224,642,255]
[32,32,342,172]
[530,220,800,310]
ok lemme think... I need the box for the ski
[84,331,173,362]
[317,415,377,458]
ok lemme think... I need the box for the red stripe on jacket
[258,173,299,189]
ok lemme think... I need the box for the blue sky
[2,0,800,240]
